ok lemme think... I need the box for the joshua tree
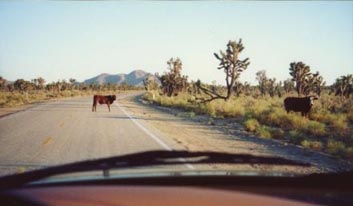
[31,77,46,90]
[143,75,159,91]
[289,62,311,96]
[275,81,283,97]
[31,78,38,89]
[0,76,6,91]
[37,77,46,90]
[78,82,88,91]
[69,78,76,90]
[158,57,188,96]
[255,71,281,97]
[256,70,269,96]
[233,81,244,97]
[14,79,34,93]
[332,74,353,98]
[305,72,325,96]
[289,62,324,97]
[243,81,251,96]
[196,39,250,102]
[283,78,294,94]
[267,78,277,98]
[46,82,56,92]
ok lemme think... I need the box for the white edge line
[115,102,195,170]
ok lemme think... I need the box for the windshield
[0,1,352,180]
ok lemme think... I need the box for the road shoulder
[118,94,353,174]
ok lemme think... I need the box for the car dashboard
[1,173,353,206]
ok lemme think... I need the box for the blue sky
[0,1,352,85]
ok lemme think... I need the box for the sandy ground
[118,94,353,174]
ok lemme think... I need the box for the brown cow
[92,95,116,112]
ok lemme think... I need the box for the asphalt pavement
[0,93,185,175]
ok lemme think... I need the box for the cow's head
[309,96,318,106]
[111,95,116,101]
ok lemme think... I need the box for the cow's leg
[107,103,110,112]
[92,104,95,112]
[93,101,97,112]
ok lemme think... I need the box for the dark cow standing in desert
[284,96,318,117]
[92,95,116,112]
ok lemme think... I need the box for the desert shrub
[246,99,271,119]
[326,139,346,156]
[188,111,196,118]
[310,109,336,123]
[345,147,353,158]
[160,97,173,107]
[244,118,260,132]
[197,98,246,118]
[243,96,257,107]
[269,96,283,107]
[193,103,207,115]
[347,110,353,123]
[303,121,326,136]
[288,130,306,144]
[205,102,217,117]
[330,114,348,136]
[255,125,272,139]
[270,128,285,139]
[281,113,308,131]
[0,92,29,106]
[222,100,245,118]
[301,140,323,151]
[173,97,189,109]
[143,91,155,102]
[260,107,288,127]
[207,117,215,125]
[310,106,349,137]
[154,94,194,110]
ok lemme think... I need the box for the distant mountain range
[84,70,158,86]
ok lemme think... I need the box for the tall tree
[332,74,353,98]
[305,72,325,96]
[69,78,76,90]
[14,79,34,92]
[289,62,311,97]
[275,81,283,97]
[196,39,250,102]
[267,78,277,98]
[0,76,6,91]
[37,77,46,90]
[283,78,294,94]
[256,70,269,96]
[143,75,159,91]
[289,62,323,96]
[158,57,188,96]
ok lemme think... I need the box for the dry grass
[243,118,260,132]
[0,92,47,107]
[301,140,323,151]
[303,121,326,136]
[327,139,346,157]
[144,91,353,158]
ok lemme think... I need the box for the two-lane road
[1,92,352,176]
[0,93,183,175]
